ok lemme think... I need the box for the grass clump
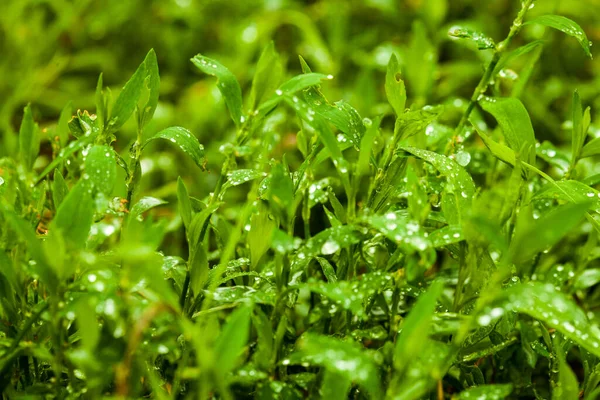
[1,0,600,399]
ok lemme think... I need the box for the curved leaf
[143,126,206,170]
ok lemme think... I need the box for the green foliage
[0,0,599,399]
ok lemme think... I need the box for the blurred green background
[1,0,599,191]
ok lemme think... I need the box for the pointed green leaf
[139,49,160,128]
[250,41,282,110]
[143,126,206,170]
[19,104,39,170]
[191,54,244,127]
[571,90,584,164]
[394,280,444,372]
[52,169,68,209]
[177,177,192,230]
[526,15,592,58]
[108,58,146,132]
[214,305,252,376]
[385,54,407,116]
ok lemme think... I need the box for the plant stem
[451,0,536,145]
[125,126,144,210]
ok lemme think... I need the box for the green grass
[1,0,600,398]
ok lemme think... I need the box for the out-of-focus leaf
[248,206,276,268]
[571,90,584,164]
[553,337,580,400]
[250,41,282,110]
[385,54,406,116]
[526,15,592,58]
[479,97,536,163]
[177,177,192,230]
[19,104,39,171]
[214,305,252,376]
[52,181,95,250]
[191,54,244,127]
[510,202,591,264]
[394,280,444,373]
[84,145,116,196]
[456,384,513,399]
[52,169,68,209]
[287,334,382,399]
[142,126,206,170]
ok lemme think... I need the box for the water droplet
[275,89,283,96]
[321,239,340,255]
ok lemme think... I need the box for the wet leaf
[143,126,206,170]
[448,26,495,50]
[52,181,95,250]
[456,384,513,399]
[385,54,407,116]
[108,56,146,132]
[84,145,116,196]
[526,15,592,58]
[191,54,244,127]
[479,97,536,163]
[287,334,382,399]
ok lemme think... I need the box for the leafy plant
[0,0,599,399]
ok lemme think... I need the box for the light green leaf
[52,169,68,209]
[250,41,283,110]
[19,104,39,171]
[56,101,72,148]
[52,181,95,249]
[248,206,276,269]
[287,333,382,399]
[532,180,600,210]
[385,54,407,116]
[571,90,584,164]
[139,49,160,128]
[277,73,330,95]
[456,384,513,399]
[143,126,206,170]
[510,202,591,264]
[129,197,168,222]
[214,304,252,376]
[490,282,600,357]
[191,54,244,127]
[84,145,116,196]
[394,280,444,373]
[448,26,495,49]
[429,225,463,247]
[108,57,146,132]
[526,15,592,58]
[553,340,579,400]
[177,177,192,230]
[479,97,536,163]
[472,123,516,166]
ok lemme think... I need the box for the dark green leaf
[108,58,146,132]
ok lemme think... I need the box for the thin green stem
[451,0,536,145]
